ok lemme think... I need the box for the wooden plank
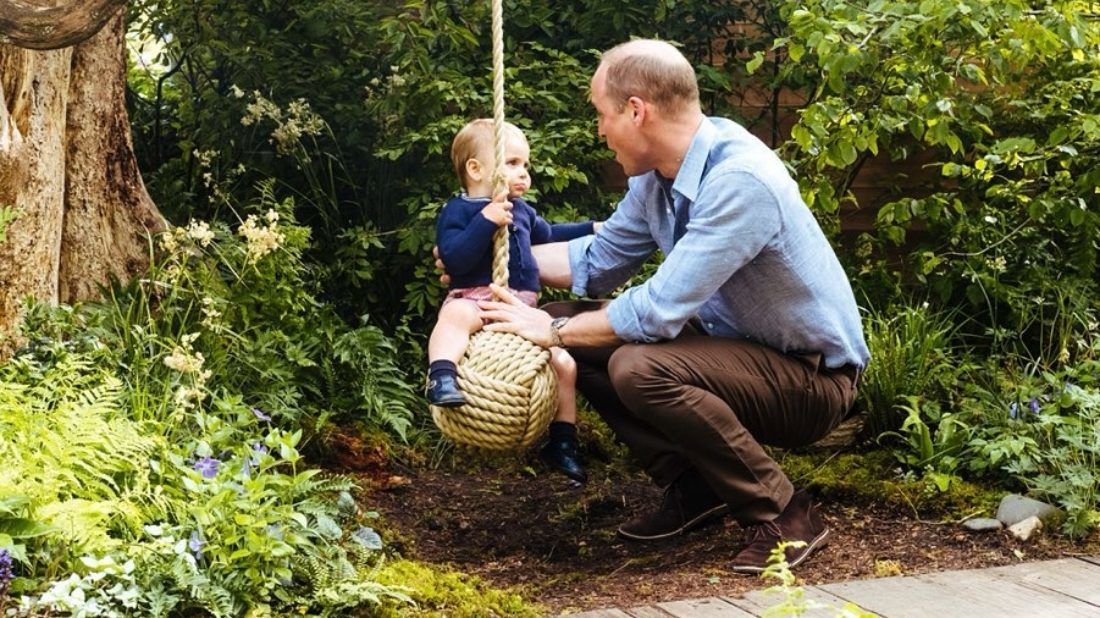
[625,607,674,618]
[821,568,1100,617]
[1077,555,1100,568]
[723,585,878,617]
[985,558,1100,606]
[568,609,635,618]
[656,597,756,618]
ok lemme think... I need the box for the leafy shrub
[86,182,416,439]
[0,339,410,615]
[859,303,959,435]
[771,0,1099,358]
[0,193,425,614]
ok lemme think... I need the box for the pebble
[962,517,1004,532]
[1008,515,1043,542]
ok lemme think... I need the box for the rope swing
[429,0,558,450]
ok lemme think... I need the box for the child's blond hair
[450,119,527,190]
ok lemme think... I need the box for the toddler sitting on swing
[427,118,597,483]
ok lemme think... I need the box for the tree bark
[0,0,129,50]
[0,11,164,355]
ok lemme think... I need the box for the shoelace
[747,519,784,543]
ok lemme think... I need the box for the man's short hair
[599,39,699,117]
[450,118,526,189]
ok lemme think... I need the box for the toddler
[427,119,596,483]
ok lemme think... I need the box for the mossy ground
[372,559,541,617]
[776,448,1003,520]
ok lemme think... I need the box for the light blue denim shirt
[569,117,870,369]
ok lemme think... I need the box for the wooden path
[568,556,1100,617]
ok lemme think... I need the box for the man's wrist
[548,316,569,348]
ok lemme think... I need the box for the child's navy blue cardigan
[437,194,594,292]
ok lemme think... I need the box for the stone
[996,494,1061,526]
[1008,515,1043,541]
[962,517,1004,532]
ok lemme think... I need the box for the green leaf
[0,517,54,539]
[0,495,29,517]
[229,548,253,561]
[746,51,765,75]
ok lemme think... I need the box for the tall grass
[860,303,959,437]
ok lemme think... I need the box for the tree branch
[0,0,127,50]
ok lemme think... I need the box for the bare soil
[360,461,1098,615]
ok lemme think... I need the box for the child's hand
[480,192,513,227]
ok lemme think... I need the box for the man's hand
[478,284,555,348]
[433,245,451,287]
[479,192,513,227]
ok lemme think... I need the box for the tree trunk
[0,12,164,355]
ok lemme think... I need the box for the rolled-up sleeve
[607,170,781,342]
[568,181,658,298]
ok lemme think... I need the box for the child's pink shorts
[443,285,538,308]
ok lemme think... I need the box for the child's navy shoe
[427,373,466,407]
[539,438,587,484]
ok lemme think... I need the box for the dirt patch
[365,464,1097,615]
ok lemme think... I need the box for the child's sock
[548,420,577,443]
[428,359,458,381]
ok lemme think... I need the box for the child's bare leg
[426,299,482,407]
[428,299,483,364]
[541,347,586,483]
[549,347,577,425]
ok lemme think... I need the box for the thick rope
[489,0,509,288]
[429,0,558,451]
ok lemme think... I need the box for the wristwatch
[548,316,570,348]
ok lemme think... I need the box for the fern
[0,360,169,558]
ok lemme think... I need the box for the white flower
[237,213,286,262]
[163,347,205,374]
[983,215,997,224]
[174,386,207,409]
[186,220,215,247]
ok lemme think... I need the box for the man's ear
[465,158,484,182]
[627,96,646,125]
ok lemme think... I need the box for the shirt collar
[670,117,716,204]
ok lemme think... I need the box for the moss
[776,449,1002,519]
[372,559,541,617]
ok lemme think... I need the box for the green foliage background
[3,0,1099,612]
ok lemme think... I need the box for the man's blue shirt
[438,194,594,292]
[568,117,870,369]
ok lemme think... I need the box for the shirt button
[707,322,714,330]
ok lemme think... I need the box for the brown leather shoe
[618,469,729,541]
[730,489,829,574]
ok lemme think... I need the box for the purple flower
[0,548,13,589]
[251,407,272,422]
[194,456,221,479]
[249,443,269,467]
[188,530,205,560]
[1028,398,1041,415]
[1008,402,1019,419]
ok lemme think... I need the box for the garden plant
[0,0,1097,615]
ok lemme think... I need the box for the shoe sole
[729,527,831,575]
[430,396,466,408]
[617,503,730,541]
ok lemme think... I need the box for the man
[475,39,870,573]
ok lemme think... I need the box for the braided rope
[430,0,557,451]
[489,0,509,287]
